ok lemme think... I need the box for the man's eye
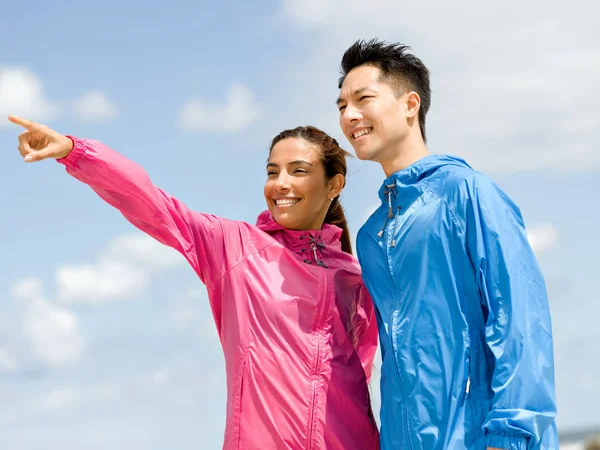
[267,171,277,176]
[359,95,372,101]
[295,169,307,174]
[339,106,346,112]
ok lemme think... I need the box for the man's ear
[405,91,421,118]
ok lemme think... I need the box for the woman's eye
[295,169,307,174]
[267,171,277,176]
[359,95,372,101]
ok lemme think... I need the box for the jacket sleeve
[464,174,557,450]
[57,136,233,291]
[353,285,379,384]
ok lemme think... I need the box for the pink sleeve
[353,285,379,383]
[57,136,234,290]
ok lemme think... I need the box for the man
[336,39,558,450]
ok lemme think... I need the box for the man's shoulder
[431,163,523,226]
[424,161,488,200]
[421,161,511,229]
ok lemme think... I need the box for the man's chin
[354,147,375,161]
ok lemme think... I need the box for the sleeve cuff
[56,135,85,167]
[486,433,528,450]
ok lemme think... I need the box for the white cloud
[72,90,117,123]
[527,225,559,254]
[56,260,148,304]
[277,0,600,173]
[8,383,119,419]
[180,83,261,133]
[7,278,86,370]
[56,232,184,305]
[39,387,80,412]
[13,277,44,299]
[280,0,337,24]
[105,233,185,270]
[0,231,188,370]
[0,67,62,125]
[0,67,117,127]
[0,348,18,371]
[560,443,584,450]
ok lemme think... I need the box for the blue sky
[1,0,599,448]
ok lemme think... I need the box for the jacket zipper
[306,342,320,450]
[383,207,414,450]
[464,349,471,400]
[307,271,328,449]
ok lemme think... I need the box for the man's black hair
[339,39,432,142]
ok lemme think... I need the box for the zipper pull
[465,377,471,395]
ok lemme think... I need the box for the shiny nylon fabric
[58,137,380,450]
[356,154,558,450]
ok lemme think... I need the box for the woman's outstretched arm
[10,115,233,290]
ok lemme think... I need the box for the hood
[378,154,472,201]
[375,154,472,247]
[255,210,343,267]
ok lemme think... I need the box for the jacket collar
[255,210,343,266]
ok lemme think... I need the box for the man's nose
[342,104,361,123]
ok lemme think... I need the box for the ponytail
[324,197,353,255]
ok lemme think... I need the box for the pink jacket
[58,137,380,450]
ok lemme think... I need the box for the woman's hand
[8,115,74,162]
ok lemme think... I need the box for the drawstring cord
[300,235,328,267]
[377,184,396,238]
[378,183,401,247]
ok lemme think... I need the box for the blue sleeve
[464,174,557,449]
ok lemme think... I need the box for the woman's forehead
[269,138,321,164]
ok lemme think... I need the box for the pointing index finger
[8,115,43,132]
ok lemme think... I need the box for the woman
[9,115,379,450]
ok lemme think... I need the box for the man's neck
[381,137,430,178]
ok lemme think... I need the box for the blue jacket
[357,154,558,450]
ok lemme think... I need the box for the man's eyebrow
[336,87,370,105]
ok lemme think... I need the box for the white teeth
[275,198,300,205]
[352,128,371,139]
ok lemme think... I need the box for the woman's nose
[275,173,292,190]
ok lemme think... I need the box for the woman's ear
[328,173,345,199]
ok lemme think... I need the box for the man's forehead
[338,67,383,99]
[337,84,377,104]
[343,65,381,85]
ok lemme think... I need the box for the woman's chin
[272,212,304,230]
[273,212,292,227]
